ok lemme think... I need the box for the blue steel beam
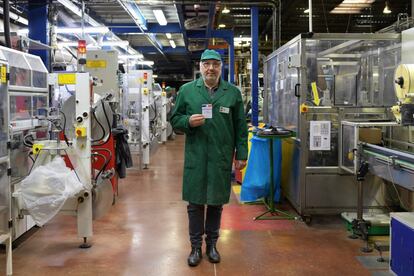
[28,0,49,70]
[125,2,147,30]
[109,23,182,34]
[229,38,235,84]
[175,4,189,53]
[205,3,216,49]
[116,0,147,30]
[251,7,259,126]
[136,46,186,54]
[148,33,163,50]
[187,30,233,42]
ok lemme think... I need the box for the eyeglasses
[201,61,221,69]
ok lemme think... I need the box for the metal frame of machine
[0,46,50,241]
[264,33,401,219]
[0,49,12,276]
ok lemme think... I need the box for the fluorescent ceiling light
[331,0,375,14]
[119,54,144,60]
[166,33,172,39]
[304,9,309,13]
[383,1,391,14]
[153,74,158,78]
[218,24,226,28]
[169,40,176,48]
[136,61,154,66]
[153,9,167,26]
[56,26,109,34]
[101,40,129,47]
[17,28,29,35]
[222,7,230,14]
[0,7,28,25]
[234,37,252,42]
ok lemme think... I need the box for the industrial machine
[0,46,50,240]
[123,70,163,168]
[12,71,115,247]
[85,49,126,194]
[263,33,402,220]
[0,50,12,276]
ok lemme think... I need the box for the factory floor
[0,135,386,276]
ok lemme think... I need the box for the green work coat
[171,77,248,205]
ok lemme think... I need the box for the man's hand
[189,114,205,127]
[234,160,247,170]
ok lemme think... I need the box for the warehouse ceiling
[0,0,413,81]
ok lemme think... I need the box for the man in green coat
[171,49,248,267]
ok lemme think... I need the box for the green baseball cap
[200,49,221,61]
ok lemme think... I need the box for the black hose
[59,111,70,147]
[93,148,112,181]
[3,0,11,48]
[91,107,106,143]
[97,100,112,146]
[91,152,107,182]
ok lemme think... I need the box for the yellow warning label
[311,82,320,106]
[86,60,107,68]
[1,66,6,83]
[58,73,76,85]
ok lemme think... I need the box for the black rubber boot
[206,245,220,263]
[187,247,202,267]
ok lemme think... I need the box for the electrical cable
[97,99,112,146]
[59,110,70,147]
[386,159,409,210]
[93,149,111,181]
[320,0,329,33]
[23,133,34,147]
[91,107,106,143]
[91,152,107,181]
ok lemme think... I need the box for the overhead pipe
[3,0,11,48]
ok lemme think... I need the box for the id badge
[202,104,213,119]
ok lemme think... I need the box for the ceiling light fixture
[169,40,176,48]
[218,24,226,28]
[304,8,309,13]
[331,0,375,14]
[17,28,29,35]
[166,33,172,39]
[0,7,28,25]
[222,6,230,14]
[101,40,129,47]
[383,1,391,14]
[153,9,168,26]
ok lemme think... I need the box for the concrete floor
[0,135,382,275]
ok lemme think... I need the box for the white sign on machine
[310,121,331,151]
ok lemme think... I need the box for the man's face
[200,59,222,84]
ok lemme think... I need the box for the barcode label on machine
[310,121,331,151]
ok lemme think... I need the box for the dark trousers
[187,203,223,248]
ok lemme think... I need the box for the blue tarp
[240,136,281,203]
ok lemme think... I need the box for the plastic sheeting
[240,136,281,203]
[19,157,85,226]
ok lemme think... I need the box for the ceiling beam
[205,3,216,49]
[109,23,182,34]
